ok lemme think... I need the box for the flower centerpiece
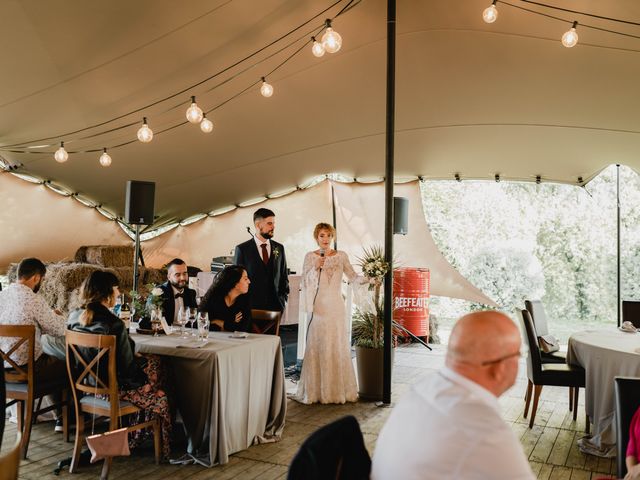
[352,245,390,348]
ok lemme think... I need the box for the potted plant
[352,246,395,401]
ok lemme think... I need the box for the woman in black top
[67,270,172,459]
[199,265,252,332]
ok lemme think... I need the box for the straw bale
[144,268,166,287]
[6,263,17,283]
[40,262,115,313]
[82,245,134,268]
[74,246,88,263]
[111,267,165,294]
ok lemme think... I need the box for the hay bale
[40,262,115,314]
[74,246,88,263]
[144,268,166,287]
[82,245,134,268]
[6,263,17,283]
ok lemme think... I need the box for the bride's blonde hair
[313,222,336,240]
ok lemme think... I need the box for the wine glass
[197,311,209,342]
[187,307,197,337]
[175,308,186,338]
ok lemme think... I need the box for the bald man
[371,311,535,480]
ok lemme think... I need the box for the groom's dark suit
[234,239,289,312]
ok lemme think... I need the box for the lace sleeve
[301,252,319,313]
[341,251,359,283]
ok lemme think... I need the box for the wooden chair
[520,310,588,431]
[622,301,640,329]
[614,376,640,479]
[0,432,22,480]
[65,330,160,480]
[250,309,282,336]
[0,366,5,446]
[0,324,68,459]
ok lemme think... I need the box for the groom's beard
[260,230,274,240]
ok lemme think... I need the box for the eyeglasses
[480,345,529,366]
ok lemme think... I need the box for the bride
[294,222,360,404]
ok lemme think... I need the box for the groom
[234,208,289,312]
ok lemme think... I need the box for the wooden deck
[3,344,617,479]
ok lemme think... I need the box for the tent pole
[617,164,621,327]
[133,224,141,293]
[382,0,396,406]
[331,184,337,250]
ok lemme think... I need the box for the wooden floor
[2,344,617,479]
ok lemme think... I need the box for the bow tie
[174,292,184,299]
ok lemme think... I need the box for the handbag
[538,334,560,354]
[86,428,130,463]
[84,335,131,464]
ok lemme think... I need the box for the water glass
[175,308,187,338]
[198,311,209,342]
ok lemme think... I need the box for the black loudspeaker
[393,196,409,235]
[125,180,155,225]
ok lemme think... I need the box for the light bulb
[311,36,325,57]
[200,115,213,133]
[186,95,204,123]
[482,2,498,23]
[562,21,579,48]
[260,78,274,98]
[321,20,342,54]
[137,117,153,143]
[99,148,112,167]
[54,142,68,163]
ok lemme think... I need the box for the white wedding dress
[294,250,359,404]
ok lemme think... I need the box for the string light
[99,148,112,167]
[186,96,204,123]
[483,1,498,24]
[562,21,579,47]
[260,77,274,98]
[321,19,342,53]
[200,114,213,133]
[54,141,68,163]
[311,36,325,57]
[137,117,153,143]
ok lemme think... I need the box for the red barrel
[393,267,430,338]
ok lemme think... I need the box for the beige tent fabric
[332,181,497,306]
[0,172,130,273]
[142,181,333,273]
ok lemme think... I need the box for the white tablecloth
[567,329,640,457]
[131,331,286,466]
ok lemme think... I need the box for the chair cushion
[80,395,134,411]
[540,363,585,387]
[5,377,66,394]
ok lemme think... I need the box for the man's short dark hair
[166,258,186,270]
[253,208,275,222]
[17,258,46,279]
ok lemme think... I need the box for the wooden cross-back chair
[0,324,68,458]
[250,309,282,336]
[0,432,22,480]
[65,330,160,480]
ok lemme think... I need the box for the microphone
[246,226,253,238]
[319,248,325,271]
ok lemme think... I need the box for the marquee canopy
[1,0,639,227]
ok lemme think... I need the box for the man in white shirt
[371,311,535,480]
[0,258,67,431]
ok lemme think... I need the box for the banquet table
[566,329,640,457]
[131,330,286,466]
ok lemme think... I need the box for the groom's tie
[260,243,269,265]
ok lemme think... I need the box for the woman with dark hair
[67,270,172,459]
[199,265,252,332]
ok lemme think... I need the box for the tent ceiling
[2,0,640,226]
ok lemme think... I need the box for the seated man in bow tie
[152,258,198,325]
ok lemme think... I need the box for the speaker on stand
[125,180,155,292]
[393,196,409,235]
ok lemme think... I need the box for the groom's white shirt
[253,235,271,258]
